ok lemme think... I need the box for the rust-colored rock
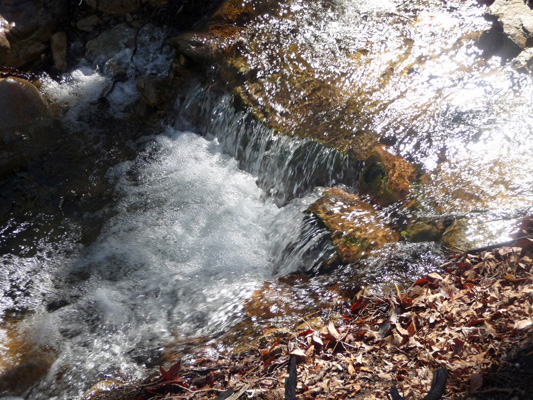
[0,319,57,396]
[308,188,400,263]
[359,145,417,207]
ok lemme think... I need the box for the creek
[0,0,532,399]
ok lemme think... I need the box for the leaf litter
[91,243,533,400]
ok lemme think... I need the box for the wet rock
[50,31,68,71]
[0,76,60,177]
[402,221,444,243]
[85,23,137,72]
[0,0,68,68]
[136,75,169,109]
[441,216,520,252]
[486,0,533,50]
[308,188,400,264]
[84,0,141,15]
[82,379,123,400]
[0,321,56,396]
[166,32,221,67]
[76,15,101,33]
[359,145,417,207]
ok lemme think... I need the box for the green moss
[343,235,370,249]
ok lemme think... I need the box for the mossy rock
[402,221,443,242]
[359,145,417,207]
[308,187,400,264]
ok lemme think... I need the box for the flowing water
[1,0,533,399]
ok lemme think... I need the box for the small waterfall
[173,82,360,205]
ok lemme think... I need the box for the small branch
[464,236,532,255]
[171,384,226,394]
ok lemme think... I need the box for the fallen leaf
[514,319,533,330]
[470,373,483,393]
[328,321,341,341]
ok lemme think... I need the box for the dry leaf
[470,373,483,393]
[328,321,341,341]
[513,319,533,330]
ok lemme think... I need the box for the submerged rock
[83,0,141,15]
[85,23,137,69]
[359,145,417,207]
[308,188,400,264]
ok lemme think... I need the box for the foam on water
[8,128,317,399]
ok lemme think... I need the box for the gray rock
[51,31,68,71]
[76,15,101,33]
[84,0,141,15]
[85,23,137,73]
[487,0,533,50]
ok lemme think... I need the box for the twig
[464,236,532,255]
[170,384,226,395]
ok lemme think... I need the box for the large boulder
[0,0,69,68]
[0,76,60,177]
[482,0,533,68]
[0,319,56,396]
[308,188,400,264]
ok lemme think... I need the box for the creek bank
[85,236,533,400]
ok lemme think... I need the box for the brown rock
[166,32,221,66]
[359,145,417,207]
[136,75,168,108]
[0,77,52,130]
[0,77,59,177]
[308,188,400,263]
[0,0,68,67]
[50,31,68,71]
[0,319,57,396]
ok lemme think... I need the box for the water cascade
[1,0,532,399]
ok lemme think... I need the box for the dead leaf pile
[94,246,533,400]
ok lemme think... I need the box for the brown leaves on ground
[99,246,533,400]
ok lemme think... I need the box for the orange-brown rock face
[308,188,400,264]
[359,145,417,207]
[0,320,57,396]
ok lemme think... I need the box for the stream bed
[1,0,533,399]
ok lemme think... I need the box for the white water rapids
[3,0,533,398]
[1,122,322,399]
